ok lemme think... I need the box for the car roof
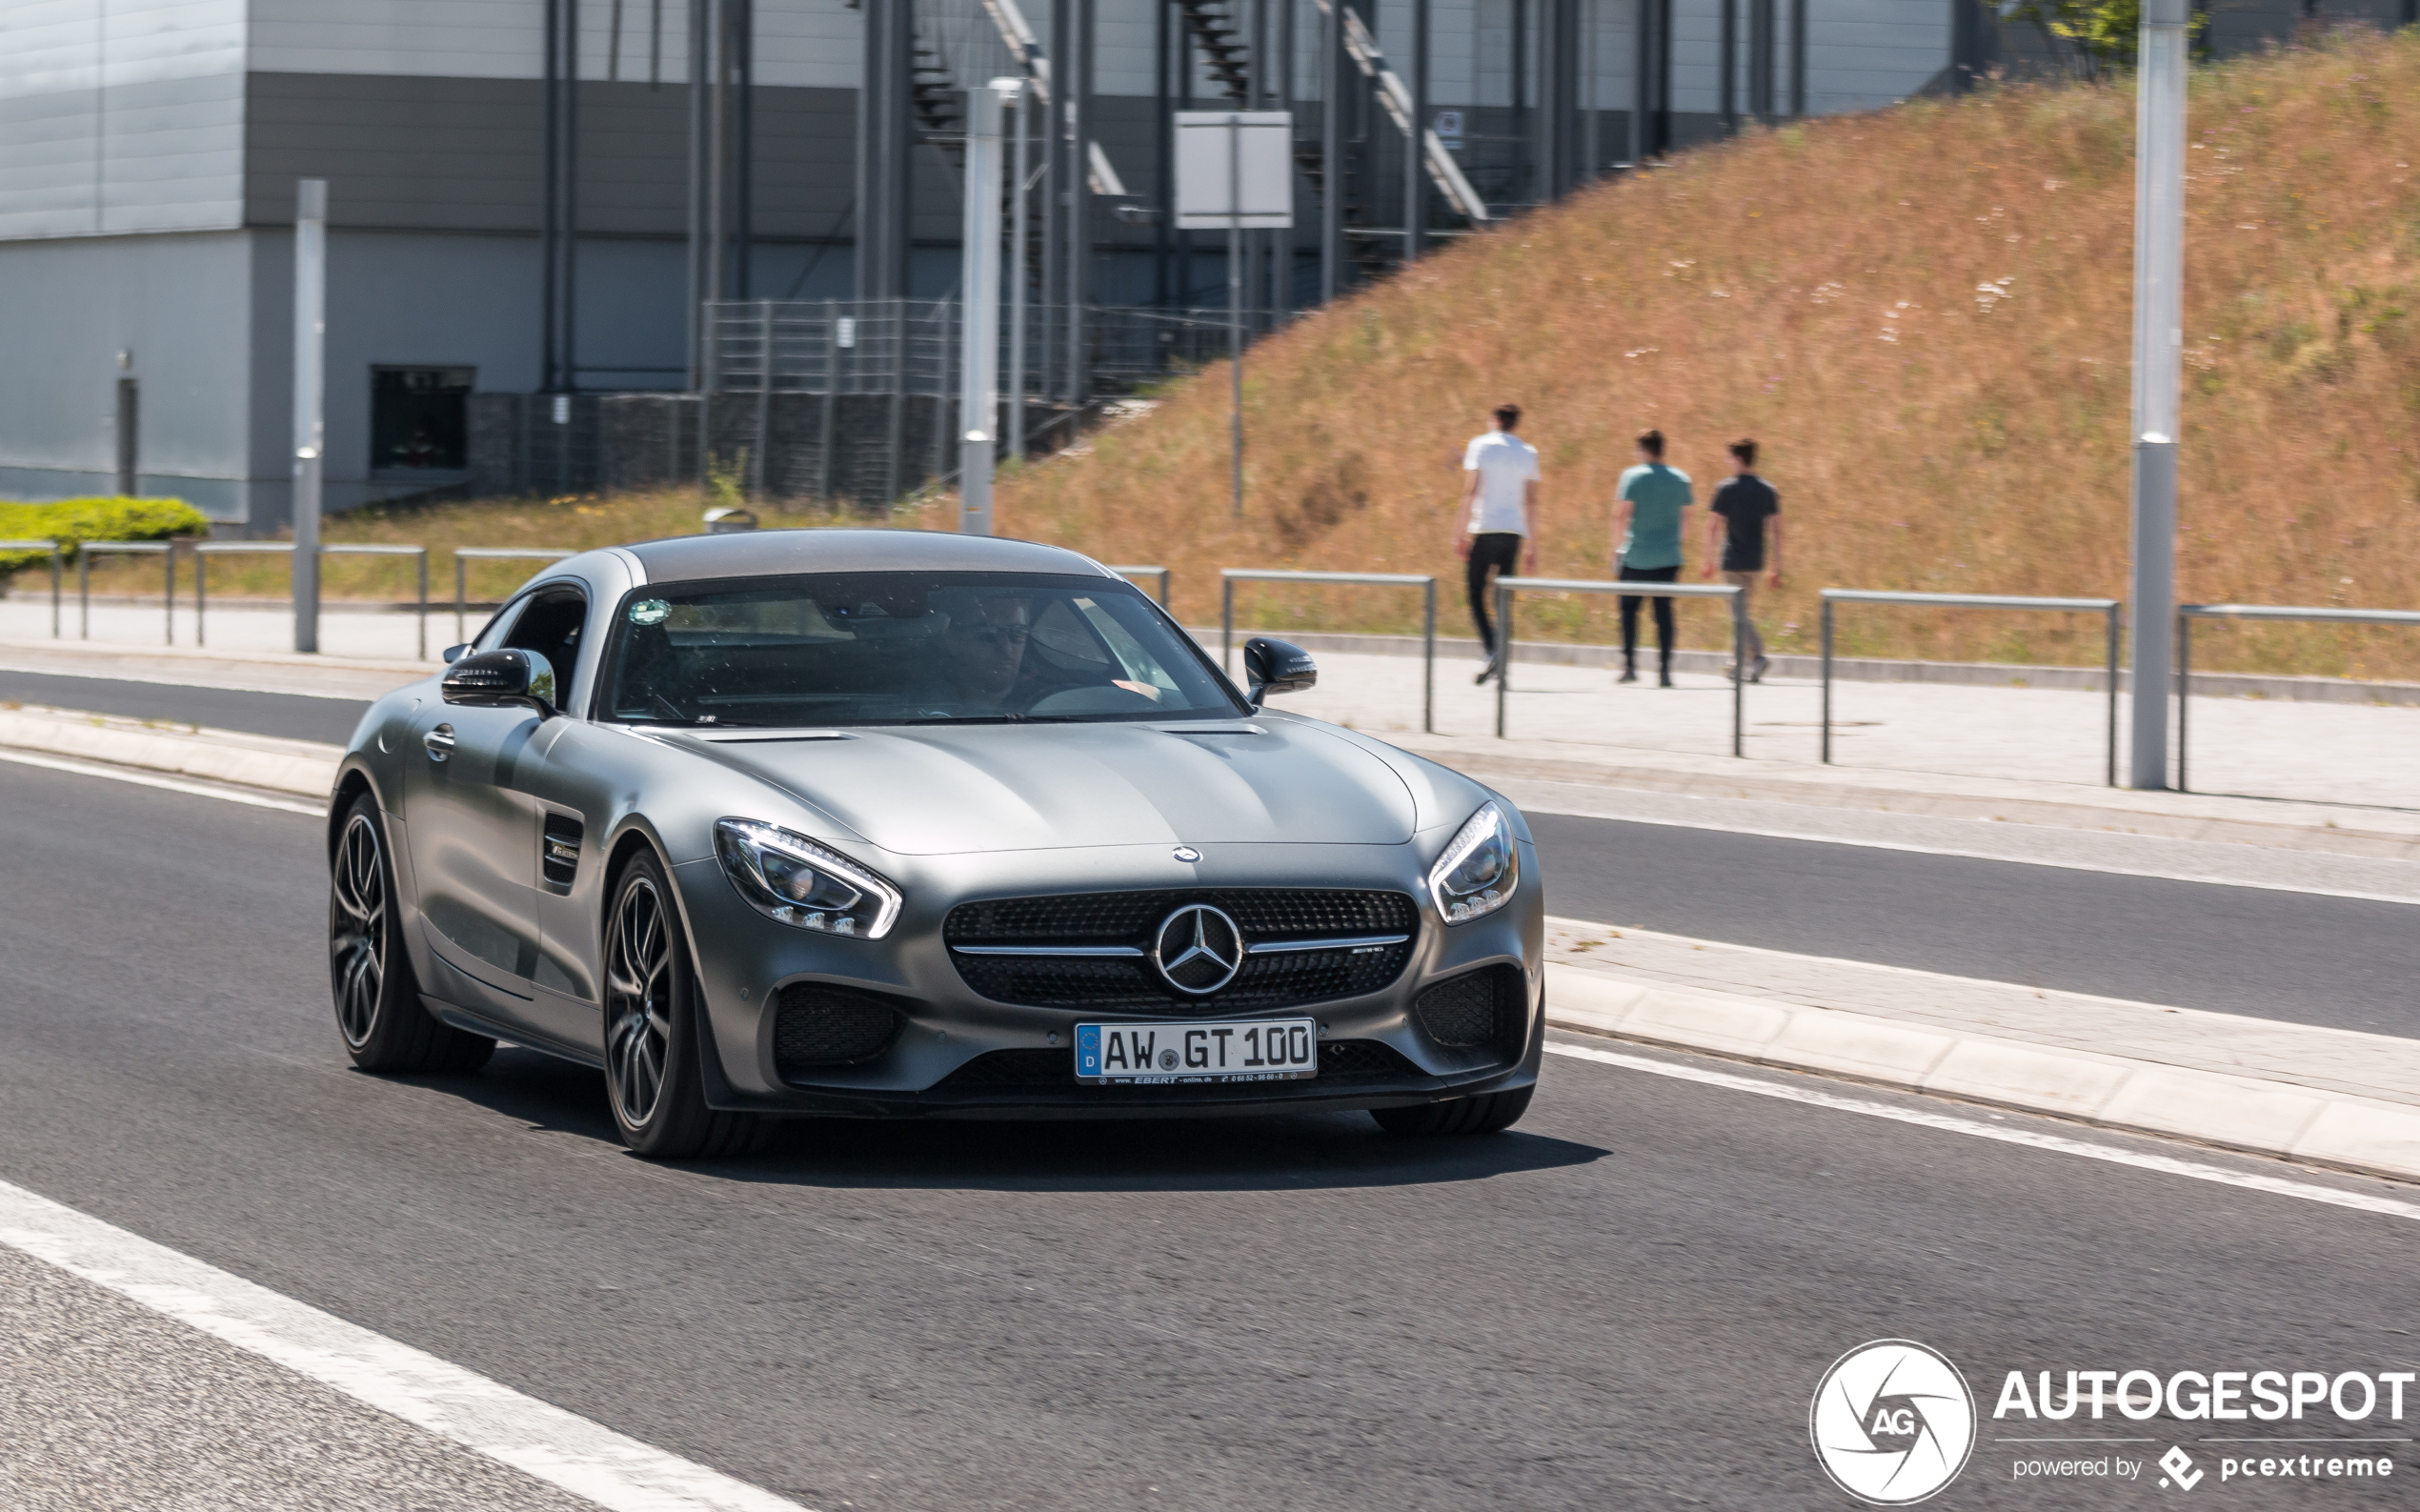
[617,528,1114,585]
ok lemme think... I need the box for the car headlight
[1428,802,1519,924]
[715,818,902,939]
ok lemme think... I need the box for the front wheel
[329,794,494,1074]
[1370,1084,1533,1137]
[602,852,764,1160]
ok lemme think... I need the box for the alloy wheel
[330,813,387,1048]
[605,876,676,1129]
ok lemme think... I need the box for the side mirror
[1242,636,1317,708]
[442,643,471,664]
[442,648,557,718]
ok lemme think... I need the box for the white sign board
[1174,111,1296,229]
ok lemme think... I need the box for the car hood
[672,720,1418,856]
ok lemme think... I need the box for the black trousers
[1465,533,1523,655]
[1618,562,1681,666]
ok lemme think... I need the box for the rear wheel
[1370,1084,1533,1137]
[329,794,494,1074]
[602,852,764,1160]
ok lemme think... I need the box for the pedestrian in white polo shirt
[1457,403,1541,685]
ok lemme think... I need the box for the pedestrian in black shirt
[1702,438,1783,682]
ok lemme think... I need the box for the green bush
[0,497,212,574]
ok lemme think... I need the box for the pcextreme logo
[1810,1340,1979,1505]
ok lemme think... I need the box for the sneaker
[1617,667,1639,685]
[1751,655,1772,683]
[1474,655,1498,686]
[1658,671,1675,688]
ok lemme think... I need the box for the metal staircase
[1172,0,1252,104]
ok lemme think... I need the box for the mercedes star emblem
[1172,845,1201,863]
[1151,903,1243,995]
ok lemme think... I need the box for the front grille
[945,889,1417,1012]
[927,1038,1423,1095]
[774,982,904,1074]
[1414,966,1528,1053]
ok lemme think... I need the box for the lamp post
[2127,0,2187,789]
[959,81,1014,535]
[292,178,327,655]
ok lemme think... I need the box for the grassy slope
[996,33,2420,677]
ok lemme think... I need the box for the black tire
[602,850,765,1160]
[329,793,495,1075]
[1370,1084,1534,1137]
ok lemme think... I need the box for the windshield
[600,571,1246,727]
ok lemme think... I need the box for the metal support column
[856,0,913,302]
[1720,0,1737,132]
[1319,0,1342,302]
[960,82,1011,534]
[1008,83,1033,457]
[1067,0,1095,405]
[1403,0,1426,262]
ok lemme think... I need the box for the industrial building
[0,0,2400,529]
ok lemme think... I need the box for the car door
[403,588,589,1029]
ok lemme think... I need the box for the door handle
[424,723,456,762]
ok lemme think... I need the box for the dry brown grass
[997,32,2420,677]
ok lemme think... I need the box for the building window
[371,367,474,472]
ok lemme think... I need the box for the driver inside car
[939,591,1041,712]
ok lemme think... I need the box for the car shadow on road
[451,1047,1609,1194]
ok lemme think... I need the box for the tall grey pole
[1404,0,1426,262]
[1007,79,1031,462]
[1319,0,1342,303]
[1068,0,1094,406]
[292,179,327,655]
[2127,0,2187,790]
[1228,114,1244,517]
[960,83,1010,535]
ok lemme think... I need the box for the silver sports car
[326,531,1543,1158]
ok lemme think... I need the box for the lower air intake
[774,983,903,1074]
[1415,967,1525,1050]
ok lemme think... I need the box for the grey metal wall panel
[0,227,255,515]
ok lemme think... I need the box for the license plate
[1074,1018,1319,1084]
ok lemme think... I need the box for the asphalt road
[1529,812,2420,1035]
[0,667,369,744]
[0,760,2412,1509]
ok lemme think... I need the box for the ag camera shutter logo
[1810,1340,1978,1504]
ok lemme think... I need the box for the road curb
[0,709,336,799]
[1545,963,2420,1184]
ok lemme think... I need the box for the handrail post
[1422,577,1436,735]
[1728,584,1744,757]
[78,548,89,640]
[1820,595,1834,765]
[1220,575,1234,675]
[164,544,174,646]
[2175,611,2191,794]
[416,549,430,660]
[49,546,61,639]
[2105,604,2123,789]
[1494,580,1512,738]
[456,554,468,645]
[195,550,209,648]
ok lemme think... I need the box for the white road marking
[0,746,323,816]
[0,1177,812,1512]
[1546,1039,2420,1223]
[0,656,393,700]
[1518,798,2420,907]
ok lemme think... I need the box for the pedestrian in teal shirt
[1613,429,1692,685]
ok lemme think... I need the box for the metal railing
[454,548,578,643]
[1221,569,1438,734]
[2177,603,2420,793]
[0,539,63,638]
[193,543,432,659]
[1494,578,1746,752]
[78,542,174,645]
[1105,565,1172,608]
[1820,590,2122,786]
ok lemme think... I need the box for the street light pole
[2128,0,2187,789]
[959,81,1012,535]
[292,178,327,655]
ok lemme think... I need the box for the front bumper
[670,838,1545,1119]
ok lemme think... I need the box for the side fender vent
[541,813,583,891]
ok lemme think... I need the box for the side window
[503,590,590,696]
